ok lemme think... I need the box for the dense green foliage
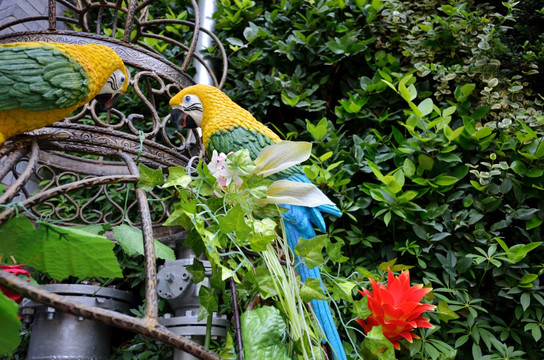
[208,0,544,359]
[3,0,544,359]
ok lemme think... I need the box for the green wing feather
[207,126,305,179]
[0,45,90,112]
[208,127,275,159]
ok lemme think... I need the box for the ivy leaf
[326,239,349,263]
[18,222,122,281]
[300,277,327,302]
[137,163,164,191]
[163,166,192,188]
[198,285,218,321]
[184,230,206,256]
[331,280,356,301]
[187,258,206,284]
[361,325,395,359]
[0,293,21,354]
[254,265,277,299]
[217,204,252,240]
[294,234,327,270]
[113,224,175,261]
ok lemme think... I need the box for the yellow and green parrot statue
[170,84,347,360]
[0,41,129,144]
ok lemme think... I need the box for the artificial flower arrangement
[157,141,437,359]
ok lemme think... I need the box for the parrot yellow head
[169,84,232,131]
[88,45,130,111]
[169,84,281,147]
[94,67,130,110]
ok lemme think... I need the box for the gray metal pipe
[193,0,218,86]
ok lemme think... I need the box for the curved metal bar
[0,144,29,181]
[123,0,138,43]
[181,0,200,72]
[0,175,139,226]
[138,19,227,88]
[117,151,159,322]
[0,139,39,204]
[0,271,222,360]
[48,0,56,30]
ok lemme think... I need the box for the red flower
[357,269,435,349]
[1,264,30,304]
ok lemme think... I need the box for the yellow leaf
[257,180,334,207]
[253,141,312,177]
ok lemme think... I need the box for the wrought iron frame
[0,1,227,359]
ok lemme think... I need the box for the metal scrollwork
[0,1,225,359]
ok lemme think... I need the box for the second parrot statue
[0,41,130,144]
[170,84,346,360]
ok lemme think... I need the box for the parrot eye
[120,76,125,84]
[184,96,191,103]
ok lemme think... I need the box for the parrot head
[169,88,204,131]
[169,84,281,148]
[94,67,130,111]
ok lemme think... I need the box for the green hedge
[211,0,544,359]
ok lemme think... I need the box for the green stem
[204,312,213,349]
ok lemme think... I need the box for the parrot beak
[170,109,186,130]
[170,109,198,130]
[94,93,121,112]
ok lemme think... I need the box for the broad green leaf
[137,163,164,191]
[331,280,356,301]
[163,166,192,188]
[418,154,434,171]
[0,215,35,257]
[366,159,385,182]
[260,180,334,207]
[253,141,312,177]
[526,168,544,178]
[526,216,542,230]
[443,105,457,117]
[17,222,122,280]
[441,4,457,15]
[436,153,462,163]
[418,98,434,117]
[198,285,218,321]
[519,273,538,285]
[383,175,402,194]
[326,239,349,263]
[294,234,327,270]
[254,265,277,299]
[249,218,277,252]
[217,204,252,240]
[434,174,460,186]
[436,300,460,322]
[510,160,527,175]
[362,326,395,359]
[306,118,328,141]
[408,100,423,118]
[397,190,418,202]
[474,127,492,140]
[381,79,398,93]
[113,224,175,261]
[444,125,465,141]
[507,242,542,263]
[300,278,327,302]
[187,258,206,284]
[520,292,531,311]
[403,158,416,177]
[0,293,21,354]
[241,306,290,360]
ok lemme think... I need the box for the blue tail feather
[283,204,347,360]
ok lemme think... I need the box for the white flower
[207,150,243,188]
